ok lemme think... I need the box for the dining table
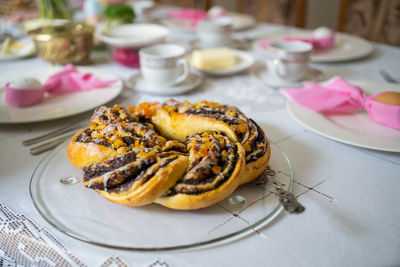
[0,11,400,267]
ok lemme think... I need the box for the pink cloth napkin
[44,64,116,94]
[111,47,140,68]
[168,8,209,27]
[5,85,44,107]
[284,37,313,45]
[281,77,400,130]
[259,40,273,49]
[282,78,366,113]
[5,64,117,108]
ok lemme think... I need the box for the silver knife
[30,134,73,155]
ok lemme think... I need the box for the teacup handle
[273,58,289,79]
[174,58,189,85]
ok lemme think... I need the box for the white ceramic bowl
[97,23,169,48]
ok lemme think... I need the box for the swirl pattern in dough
[68,100,270,210]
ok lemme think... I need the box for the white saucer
[190,49,255,76]
[251,64,324,88]
[126,72,202,95]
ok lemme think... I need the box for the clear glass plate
[30,142,293,251]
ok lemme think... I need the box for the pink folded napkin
[5,84,44,107]
[111,47,140,68]
[5,64,117,108]
[168,8,209,27]
[284,37,313,45]
[281,77,400,130]
[282,78,366,113]
[44,64,116,94]
[259,40,273,49]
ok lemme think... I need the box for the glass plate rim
[29,140,293,251]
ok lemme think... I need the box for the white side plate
[253,30,374,63]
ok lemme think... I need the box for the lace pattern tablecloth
[0,22,399,266]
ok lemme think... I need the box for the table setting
[0,1,399,266]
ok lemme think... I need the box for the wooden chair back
[154,0,307,27]
[234,0,307,27]
[338,0,400,46]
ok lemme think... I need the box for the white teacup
[196,17,232,47]
[139,44,189,87]
[266,41,313,82]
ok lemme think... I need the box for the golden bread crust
[98,155,189,206]
[151,107,238,143]
[68,100,270,210]
[155,144,245,210]
[68,129,117,169]
[240,138,271,184]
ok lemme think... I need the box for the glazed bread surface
[67,100,271,210]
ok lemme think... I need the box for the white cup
[139,44,189,87]
[266,41,313,82]
[196,17,232,47]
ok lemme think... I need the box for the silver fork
[23,120,87,155]
[379,70,399,84]
[30,134,74,155]
[22,121,85,146]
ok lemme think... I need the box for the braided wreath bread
[67,100,270,210]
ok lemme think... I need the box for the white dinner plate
[0,67,123,123]
[287,80,400,152]
[0,37,36,61]
[126,72,202,95]
[162,12,256,32]
[253,30,374,62]
[191,49,255,76]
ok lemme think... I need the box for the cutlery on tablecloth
[30,134,74,155]
[23,124,83,146]
[256,166,305,214]
[23,119,87,155]
[379,69,399,84]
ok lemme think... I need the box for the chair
[154,0,307,27]
[338,0,400,46]
[153,0,209,10]
[234,0,307,27]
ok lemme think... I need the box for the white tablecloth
[0,22,399,267]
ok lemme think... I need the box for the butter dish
[190,48,254,76]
